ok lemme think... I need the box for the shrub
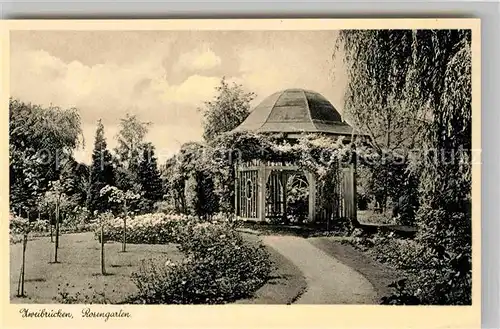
[352,233,423,270]
[131,221,272,304]
[9,213,51,244]
[154,200,177,215]
[54,285,110,304]
[94,213,196,244]
[380,279,421,305]
[184,172,219,219]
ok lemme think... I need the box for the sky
[10,30,348,164]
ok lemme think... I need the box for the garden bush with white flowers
[9,213,50,244]
[130,219,272,304]
[94,212,197,244]
[95,211,272,304]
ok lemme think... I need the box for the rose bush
[131,219,272,304]
[95,212,271,304]
[94,213,197,244]
[9,213,50,244]
[95,212,235,245]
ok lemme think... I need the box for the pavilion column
[350,146,359,227]
[234,163,239,220]
[258,166,269,222]
[305,171,316,223]
[280,171,288,224]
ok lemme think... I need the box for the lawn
[10,231,306,304]
[10,232,184,304]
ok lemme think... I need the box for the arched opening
[286,173,309,224]
[264,170,309,224]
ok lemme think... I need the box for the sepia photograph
[4,19,479,315]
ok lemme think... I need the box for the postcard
[0,18,481,329]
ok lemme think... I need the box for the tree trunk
[54,202,60,262]
[100,223,106,275]
[21,233,27,295]
[17,233,28,297]
[50,217,53,243]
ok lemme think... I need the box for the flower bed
[9,213,50,244]
[95,213,197,244]
[131,220,272,304]
[93,212,272,304]
[95,212,235,245]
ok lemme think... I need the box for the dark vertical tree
[137,143,164,208]
[88,120,115,214]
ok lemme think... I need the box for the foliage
[380,279,421,305]
[185,171,219,219]
[161,142,220,217]
[153,200,178,215]
[9,99,83,215]
[10,214,31,235]
[205,130,352,221]
[199,77,256,142]
[285,175,309,223]
[57,158,91,206]
[334,30,431,213]
[95,213,195,244]
[99,185,141,216]
[114,113,151,172]
[184,174,199,216]
[137,143,164,209]
[337,30,472,304]
[88,120,115,214]
[131,220,271,304]
[41,179,79,228]
[54,286,110,304]
[9,213,50,244]
[63,205,92,229]
[410,33,472,305]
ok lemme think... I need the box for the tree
[114,113,151,184]
[161,155,186,213]
[58,157,91,206]
[161,142,219,218]
[10,214,31,297]
[199,77,255,142]
[336,29,472,304]
[9,99,83,216]
[334,31,431,213]
[44,180,71,263]
[411,32,472,304]
[137,143,164,209]
[88,120,115,214]
[100,185,140,252]
[96,212,113,275]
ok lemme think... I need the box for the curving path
[262,235,378,304]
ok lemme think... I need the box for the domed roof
[233,88,353,136]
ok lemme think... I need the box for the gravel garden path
[262,235,378,304]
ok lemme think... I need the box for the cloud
[175,45,221,71]
[10,31,344,164]
[236,41,346,110]
[10,48,220,163]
